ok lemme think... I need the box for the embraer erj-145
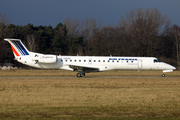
[5,38,176,77]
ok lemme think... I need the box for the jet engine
[32,55,57,64]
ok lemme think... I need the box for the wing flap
[69,64,99,72]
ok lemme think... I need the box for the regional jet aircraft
[5,38,176,77]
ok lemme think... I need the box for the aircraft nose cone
[168,64,176,70]
[172,66,176,70]
[164,63,176,70]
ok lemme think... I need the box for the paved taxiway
[0,76,180,79]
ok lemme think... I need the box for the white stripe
[12,41,24,56]
[16,41,26,55]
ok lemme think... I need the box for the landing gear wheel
[76,73,82,77]
[162,74,165,77]
[76,73,85,77]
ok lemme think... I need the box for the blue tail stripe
[14,41,25,55]
[15,41,25,55]
[12,41,24,55]
[15,41,26,55]
[11,41,29,56]
[17,41,29,55]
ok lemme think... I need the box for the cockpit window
[154,59,161,63]
[154,59,158,63]
[157,59,161,62]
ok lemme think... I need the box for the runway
[0,76,180,79]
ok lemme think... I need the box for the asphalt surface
[0,76,179,79]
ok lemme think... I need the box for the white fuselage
[16,53,175,73]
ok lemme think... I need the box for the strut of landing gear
[162,73,165,77]
[76,73,85,77]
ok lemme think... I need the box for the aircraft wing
[69,64,100,72]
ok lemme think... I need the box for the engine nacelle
[32,55,57,63]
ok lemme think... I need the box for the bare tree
[168,25,180,67]
[90,26,127,56]
[0,13,9,25]
[78,18,103,55]
[77,46,83,56]
[26,34,36,52]
[119,8,171,56]
[78,18,103,43]
[64,18,79,37]
[0,13,9,39]
[64,18,80,54]
[174,26,180,66]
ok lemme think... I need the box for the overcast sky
[0,0,180,28]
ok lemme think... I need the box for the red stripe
[10,44,20,56]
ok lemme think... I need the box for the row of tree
[0,8,180,68]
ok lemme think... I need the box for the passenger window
[61,59,63,62]
[112,60,114,62]
[79,60,81,62]
[84,60,86,62]
[65,60,67,62]
[117,60,119,63]
[89,60,91,62]
[74,60,76,62]
[70,60,72,62]
[98,60,100,62]
[103,60,105,62]
[126,61,128,63]
[108,60,110,62]
[94,60,96,62]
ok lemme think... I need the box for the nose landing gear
[162,73,165,77]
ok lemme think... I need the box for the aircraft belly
[109,63,138,70]
[31,62,62,69]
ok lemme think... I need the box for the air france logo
[109,58,138,61]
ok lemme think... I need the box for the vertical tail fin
[4,38,30,58]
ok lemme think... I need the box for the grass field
[0,70,180,120]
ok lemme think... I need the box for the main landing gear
[76,73,85,77]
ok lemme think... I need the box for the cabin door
[138,59,143,69]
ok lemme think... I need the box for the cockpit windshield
[157,59,161,62]
[154,59,161,63]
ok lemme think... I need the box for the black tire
[77,73,82,77]
[162,74,165,77]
